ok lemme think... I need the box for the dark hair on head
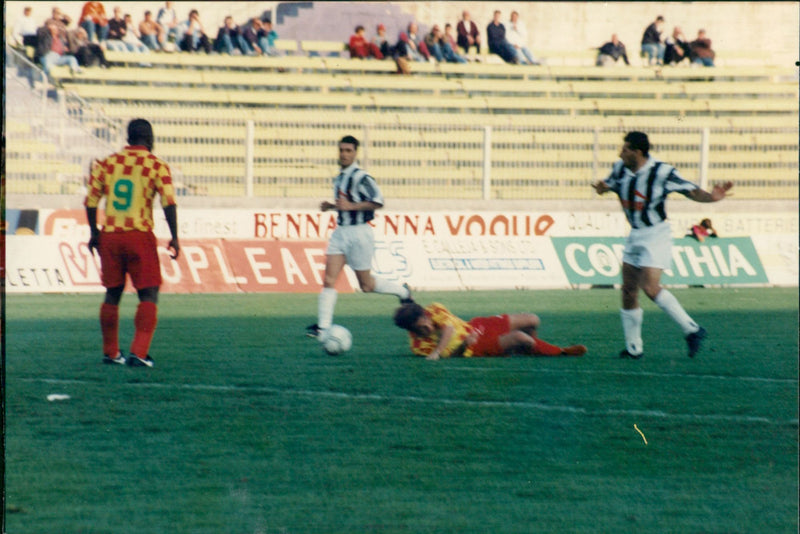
[340,135,359,149]
[624,131,649,157]
[656,15,665,22]
[128,118,154,151]
[393,303,426,332]
[355,25,364,33]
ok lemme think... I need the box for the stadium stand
[5,1,798,203]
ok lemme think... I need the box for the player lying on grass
[393,302,587,361]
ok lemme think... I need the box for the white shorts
[623,221,673,270]
[327,224,375,271]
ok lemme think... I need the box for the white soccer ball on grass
[322,324,352,356]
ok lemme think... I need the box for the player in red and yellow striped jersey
[394,302,587,361]
[85,118,179,368]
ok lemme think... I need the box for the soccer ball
[322,325,352,355]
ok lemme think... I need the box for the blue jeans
[693,57,714,67]
[141,33,160,51]
[641,42,665,64]
[41,51,79,75]
[442,42,467,63]
[215,33,236,54]
[80,20,109,43]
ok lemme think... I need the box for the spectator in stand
[13,6,41,48]
[507,10,538,65]
[663,26,690,66]
[178,9,211,54]
[396,22,428,62]
[664,26,690,65]
[372,24,392,59]
[156,1,179,45]
[349,25,383,59]
[690,29,715,67]
[687,218,718,242]
[486,10,519,64]
[139,10,164,51]
[79,2,109,44]
[641,15,665,65]
[45,7,72,39]
[240,18,263,55]
[68,26,110,67]
[105,6,127,52]
[596,33,630,66]
[121,13,150,53]
[456,10,481,58]
[425,24,466,64]
[35,19,81,76]
[214,15,241,55]
[259,19,280,56]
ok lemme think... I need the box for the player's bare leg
[311,254,347,337]
[506,314,586,356]
[355,269,413,302]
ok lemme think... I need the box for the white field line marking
[444,366,799,384]
[24,377,799,425]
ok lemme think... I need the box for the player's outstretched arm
[592,181,610,195]
[688,181,733,203]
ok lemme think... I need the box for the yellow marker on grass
[634,424,648,445]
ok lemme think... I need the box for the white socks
[654,289,699,335]
[620,307,644,356]
[372,277,410,299]
[317,288,337,330]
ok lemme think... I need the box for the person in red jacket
[349,25,383,59]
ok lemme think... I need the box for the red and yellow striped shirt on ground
[84,145,176,232]
[409,302,476,358]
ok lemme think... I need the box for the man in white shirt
[13,6,39,48]
[507,11,539,65]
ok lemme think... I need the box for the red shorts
[98,230,162,289]
[468,314,511,357]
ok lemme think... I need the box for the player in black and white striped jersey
[592,131,733,360]
[306,135,413,342]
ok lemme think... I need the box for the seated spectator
[13,6,40,48]
[349,25,383,59]
[690,29,715,67]
[507,11,539,65]
[687,218,718,242]
[68,26,110,67]
[214,15,241,55]
[156,1,179,44]
[178,9,211,54]
[104,6,127,52]
[36,20,81,76]
[395,22,429,62]
[259,19,280,56]
[486,10,519,64]
[641,15,665,65]
[425,24,466,64]
[121,13,150,53]
[664,26,690,65]
[79,1,109,44]
[139,10,164,51]
[240,18,263,55]
[372,23,392,59]
[596,33,630,66]
[45,7,72,39]
[456,10,481,58]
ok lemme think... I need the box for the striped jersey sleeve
[409,302,475,358]
[603,157,698,229]
[335,165,384,226]
[84,146,176,232]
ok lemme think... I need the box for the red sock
[100,303,120,357]
[130,302,158,358]
[530,337,563,356]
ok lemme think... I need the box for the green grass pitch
[4,288,798,533]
